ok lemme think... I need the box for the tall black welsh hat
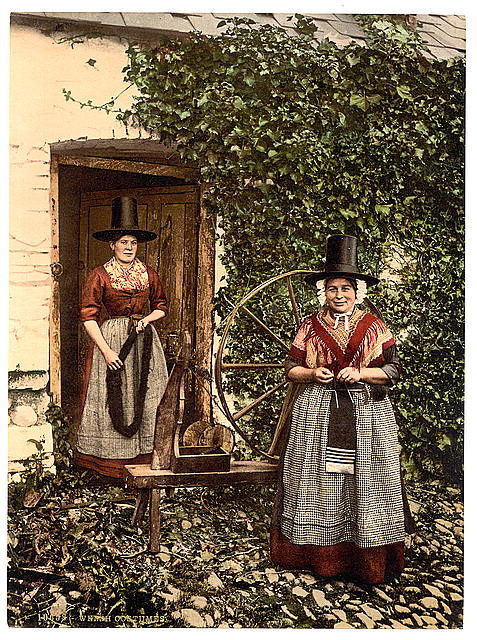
[304,234,379,286]
[92,196,157,243]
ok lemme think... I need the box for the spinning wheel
[215,270,383,461]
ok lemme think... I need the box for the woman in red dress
[271,235,414,584]
[74,196,169,479]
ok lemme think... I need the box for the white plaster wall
[10,23,137,373]
[9,23,143,472]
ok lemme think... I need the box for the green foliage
[9,403,84,512]
[45,403,75,472]
[10,437,57,506]
[115,15,463,483]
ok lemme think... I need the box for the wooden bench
[124,460,279,552]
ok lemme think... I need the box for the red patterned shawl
[289,308,395,375]
[103,257,149,291]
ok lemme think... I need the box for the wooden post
[124,461,279,552]
[56,154,200,181]
[151,361,184,470]
[149,488,161,553]
[194,185,215,423]
[131,489,149,526]
[151,333,192,470]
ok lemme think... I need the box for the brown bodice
[80,265,168,323]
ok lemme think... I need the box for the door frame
[48,151,214,422]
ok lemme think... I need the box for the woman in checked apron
[271,235,415,584]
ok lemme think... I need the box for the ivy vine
[105,15,463,483]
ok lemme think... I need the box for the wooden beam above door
[57,154,200,181]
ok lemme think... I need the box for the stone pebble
[449,593,463,602]
[435,612,449,625]
[179,609,206,628]
[361,604,383,621]
[442,602,452,615]
[372,587,393,603]
[332,609,347,622]
[311,589,332,608]
[420,597,439,610]
[190,596,208,609]
[395,604,411,614]
[389,619,410,629]
[412,613,423,626]
[303,606,316,621]
[356,613,375,629]
[423,584,446,599]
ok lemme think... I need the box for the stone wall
[8,372,53,481]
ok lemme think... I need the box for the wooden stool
[125,460,278,552]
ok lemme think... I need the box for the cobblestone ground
[156,484,464,630]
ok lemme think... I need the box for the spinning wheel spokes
[286,275,302,329]
[237,305,290,352]
[215,270,319,460]
[232,379,289,422]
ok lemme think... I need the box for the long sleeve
[284,356,304,378]
[284,317,312,378]
[147,267,168,315]
[80,268,104,323]
[380,344,401,386]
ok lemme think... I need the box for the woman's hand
[136,309,166,333]
[136,318,150,333]
[312,367,334,384]
[83,321,123,371]
[103,348,123,370]
[336,367,361,384]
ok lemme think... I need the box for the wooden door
[78,185,200,406]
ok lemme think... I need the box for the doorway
[51,154,212,430]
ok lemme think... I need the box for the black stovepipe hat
[304,234,379,286]
[92,196,157,243]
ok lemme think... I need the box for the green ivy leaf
[396,84,412,100]
[349,94,368,110]
[233,96,245,110]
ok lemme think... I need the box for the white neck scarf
[332,308,355,331]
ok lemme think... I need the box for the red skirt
[270,526,405,584]
[74,451,152,479]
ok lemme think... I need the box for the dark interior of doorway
[58,164,187,426]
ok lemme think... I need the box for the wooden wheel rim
[214,270,319,460]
